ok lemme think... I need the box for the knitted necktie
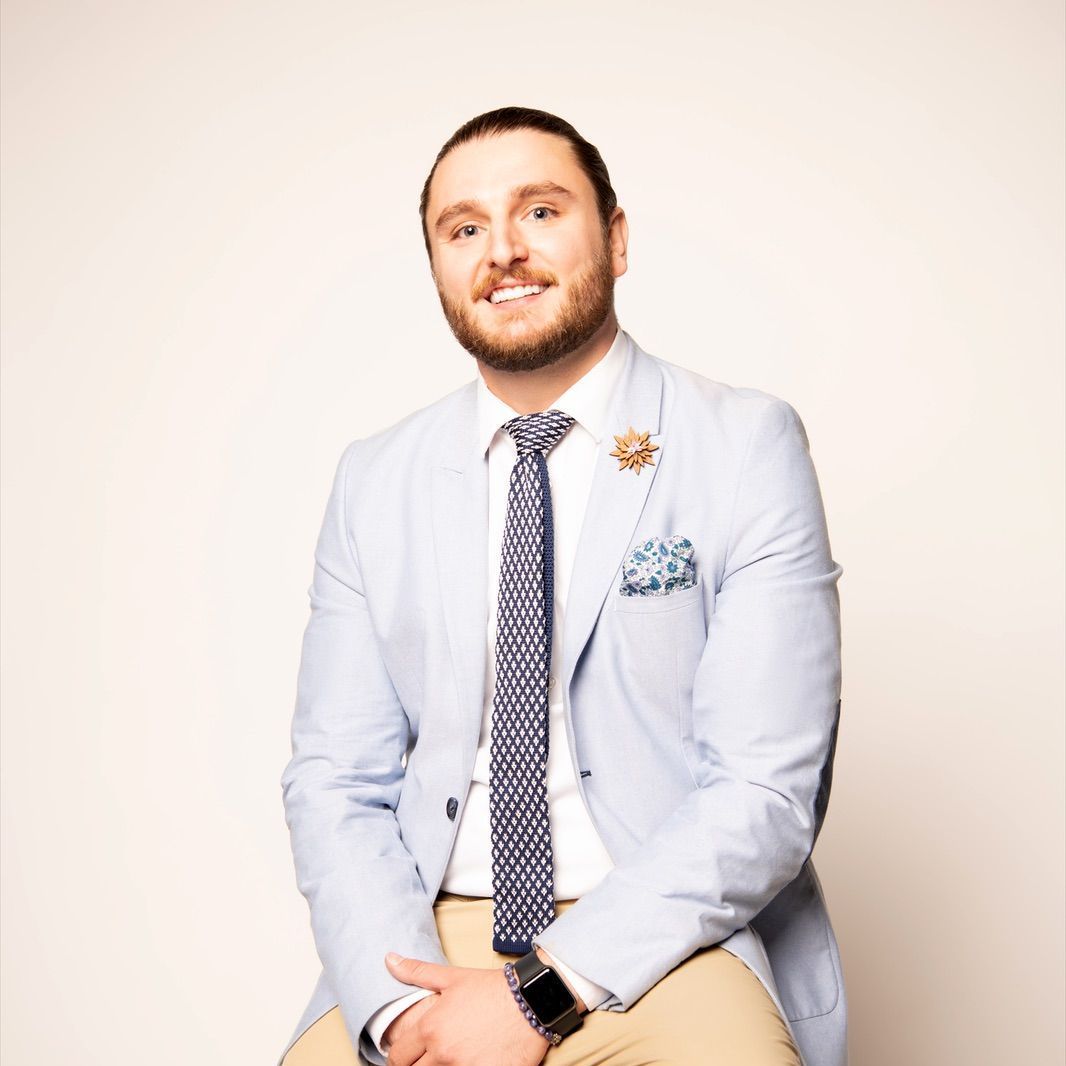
[489,408,576,953]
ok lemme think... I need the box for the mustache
[473,268,558,302]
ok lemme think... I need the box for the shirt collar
[475,327,628,457]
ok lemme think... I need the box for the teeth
[489,284,545,304]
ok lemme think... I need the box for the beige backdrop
[2,2,1063,1063]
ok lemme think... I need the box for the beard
[434,238,615,372]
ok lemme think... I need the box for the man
[279,106,846,1066]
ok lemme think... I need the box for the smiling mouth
[485,283,550,306]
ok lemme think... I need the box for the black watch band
[513,950,584,1039]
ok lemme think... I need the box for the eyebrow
[433,181,575,235]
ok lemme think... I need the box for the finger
[385,952,452,992]
[385,1022,428,1066]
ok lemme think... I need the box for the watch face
[522,968,576,1026]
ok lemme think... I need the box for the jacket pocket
[612,574,704,615]
[609,576,707,722]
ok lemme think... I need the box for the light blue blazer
[280,332,846,1066]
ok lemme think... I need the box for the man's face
[425,128,626,372]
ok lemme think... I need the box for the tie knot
[502,409,576,455]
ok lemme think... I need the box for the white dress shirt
[364,328,628,1059]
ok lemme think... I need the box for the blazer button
[446,797,458,821]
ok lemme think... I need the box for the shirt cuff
[535,945,612,1012]
[363,989,436,1060]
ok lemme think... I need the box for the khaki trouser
[283,893,801,1065]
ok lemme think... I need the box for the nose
[486,217,528,273]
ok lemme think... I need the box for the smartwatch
[513,950,584,1039]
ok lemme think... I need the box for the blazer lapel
[560,335,664,696]
[429,335,665,750]
[430,382,489,759]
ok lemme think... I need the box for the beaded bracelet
[503,961,563,1046]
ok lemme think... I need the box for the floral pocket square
[619,534,696,597]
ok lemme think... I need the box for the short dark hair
[419,106,618,260]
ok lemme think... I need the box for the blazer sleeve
[280,440,449,1056]
[533,397,844,1011]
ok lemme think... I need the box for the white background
[2,2,1063,1063]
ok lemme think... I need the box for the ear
[608,207,629,279]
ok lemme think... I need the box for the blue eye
[451,207,556,241]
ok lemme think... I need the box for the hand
[382,994,438,1059]
[383,952,550,1066]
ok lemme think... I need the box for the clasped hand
[382,953,551,1066]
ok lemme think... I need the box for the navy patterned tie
[490,408,576,953]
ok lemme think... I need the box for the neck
[477,313,619,415]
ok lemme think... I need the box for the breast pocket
[609,576,707,721]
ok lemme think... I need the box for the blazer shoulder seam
[721,397,788,562]
[338,439,365,579]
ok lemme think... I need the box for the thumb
[385,952,452,992]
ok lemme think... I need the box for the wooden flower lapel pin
[610,425,659,474]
